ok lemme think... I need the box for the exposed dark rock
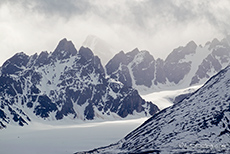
[154,58,166,84]
[164,41,197,84]
[106,49,156,88]
[106,51,127,75]
[1,52,30,75]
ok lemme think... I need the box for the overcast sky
[0,0,230,65]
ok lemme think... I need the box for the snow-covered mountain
[82,35,116,66]
[106,36,230,94]
[78,64,230,154]
[0,38,159,128]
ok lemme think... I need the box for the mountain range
[0,38,158,128]
[1,35,230,129]
[77,60,230,154]
[105,36,230,94]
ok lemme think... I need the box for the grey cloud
[3,0,228,30]
[202,2,230,34]
[128,1,200,25]
[32,0,91,18]
[125,0,230,35]
[3,0,230,29]
[2,0,92,19]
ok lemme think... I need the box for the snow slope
[79,65,230,154]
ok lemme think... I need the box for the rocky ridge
[0,38,159,128]
[106,36,230,94]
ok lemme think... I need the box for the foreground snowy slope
[78,65,230,153]
[0,38,158,128]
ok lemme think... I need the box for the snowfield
[0,118,147,154]
[141,85,201,109]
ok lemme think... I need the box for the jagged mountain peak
[52,38,77,60]
[1,52,30,75]
[79,46,105,76]
[3,52,29,66]
[165,40,197,62]
[79,46,94,61]
[33,51,50,67]
[105,50,127,75]
[128,47,139,54]
[185,40,197,50]
[209,38,221,50]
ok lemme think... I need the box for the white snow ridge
[77,65,230,153]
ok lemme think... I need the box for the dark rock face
[164,41,196,84]
[131,51,155,87]
[106,51,133,87]
[52,38,77,60]
[79,65,230,154]
[35,95,58,118]
[155,58,166,85]
[0,39,159,128]
[1,52,30,75]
